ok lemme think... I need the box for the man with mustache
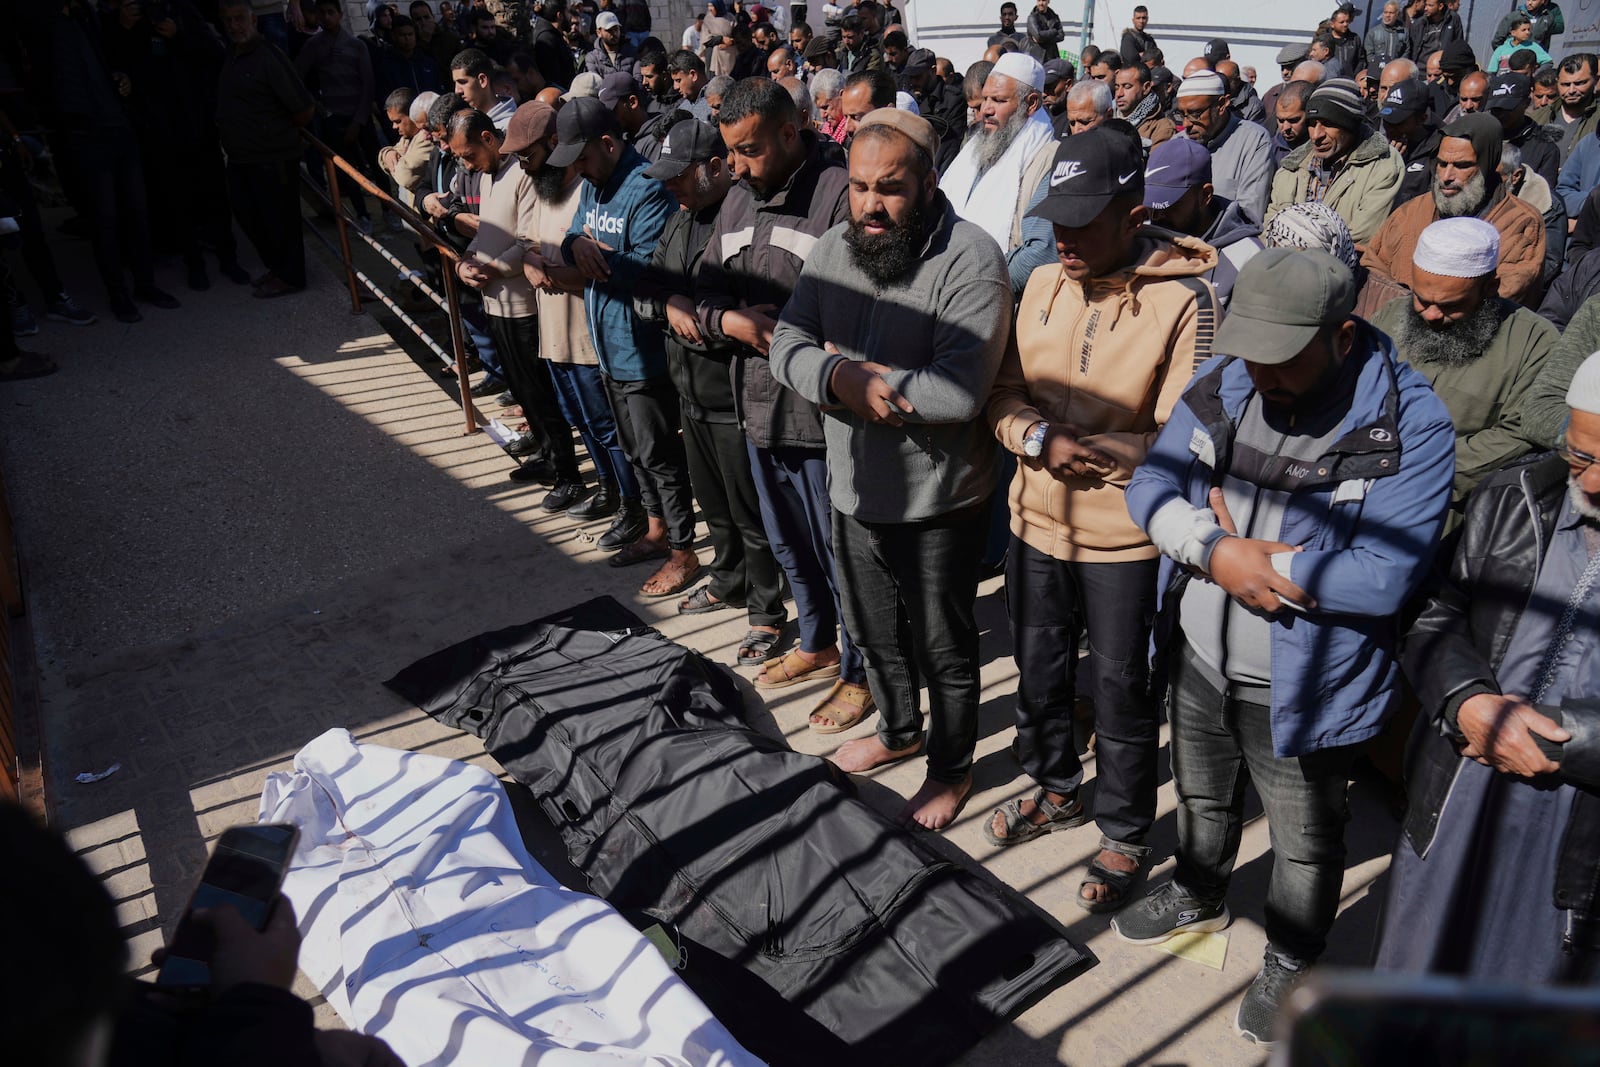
[1365,112,1548,303]
[1377,348,1600,986]
[1266,78,1403,244]
[770,108,1012,831]
[1370,218,1553,504]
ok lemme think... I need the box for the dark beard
[531,164,570,203]
[1394,295,1504,366]
[843,194,930,289]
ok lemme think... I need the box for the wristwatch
[1023,421,1049,458]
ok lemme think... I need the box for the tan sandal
[754,649,841,690]
[808,681,876,734]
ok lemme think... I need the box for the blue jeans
[1168,641,1358,962]
[459,300,503,383]
[835,504,988,783]
[747,443,862,684]
[548,362,639,498]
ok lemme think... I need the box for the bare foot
[641,549,700,596]
[901,774,973,831]
[830,734,923,773]
[792,645,842,669]
[1080,848,1139,907]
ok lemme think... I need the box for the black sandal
[1077,837,1153,913]
[982,788,1090,848]
[734,628,782,665]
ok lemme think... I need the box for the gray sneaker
[46,294,97,326]
[1234,950,1307,1046]
[1110,880,1230,945]
[11,303,39,337]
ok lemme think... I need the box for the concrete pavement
[1,215,1398,1066]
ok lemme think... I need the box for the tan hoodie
[987,228,1220,563]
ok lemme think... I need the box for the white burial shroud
[259,728,764,1067]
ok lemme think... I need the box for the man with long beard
[1377,349,1600,986]
[770,109,1012,830]
[1370,218,1553,504]
[1365,112,1547,304]
[939,52,1057,253]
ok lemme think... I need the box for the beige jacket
[464,156,537,320]
[385,133,436,200]
[522,176,598,366]
[987,229,1220,562]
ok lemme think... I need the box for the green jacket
[1267,128,1403,244]
[1371,296,1554,499]
[1526,290,1600,448]
[1530,98,1600,162]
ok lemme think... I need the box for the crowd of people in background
[3,0,1599,1052]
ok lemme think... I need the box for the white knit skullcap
[1176,70,1226,98]
[1413,217,1500,279]
[895,90,921,115]
[992,52,1046,92]
[1567,351,1600,416]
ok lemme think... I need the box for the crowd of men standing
[3,0,1599,1052]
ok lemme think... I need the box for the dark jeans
[749,443,863,684]
[1169,641,1358,962]
[1007,540,1160,845]
[835,504,988,784]
[684,415,787,628]
[604,375,697,547]
[549,362,639,497]
[0,142,65,302]
[56,127,156,300]
[487,313,579,481]
[227,157,306,288]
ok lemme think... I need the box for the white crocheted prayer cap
[992,52,1046,91]
[1176,71,1226,98]
[1412,217,1500,279]
[1567,352,1600,416]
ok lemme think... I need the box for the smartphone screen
[155,823,299,989]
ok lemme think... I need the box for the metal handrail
[300,131,479,435]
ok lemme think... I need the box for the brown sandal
[754,649,842,690]
[808,681,876,734]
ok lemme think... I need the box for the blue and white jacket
[1127,324,1456,757]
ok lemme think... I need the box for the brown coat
[1139,114,1175,149]
[1362,185,1547,305]
[986,230,1219,563]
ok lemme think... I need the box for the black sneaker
[541,479,591,512]
[495,390,516,406]
[503,432,541,458]
[45,295,96,326]
[470,376,507,399]
[133,285,180,310]
[509,457,558,485]
[1110,880,1230,945]
[1235,950,1307,1046]
[568,481,618,520]
[597,499,646,550]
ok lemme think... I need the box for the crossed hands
[1203,487,1316,616]
[827,344,915,426]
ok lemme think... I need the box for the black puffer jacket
[635,200,739,424]
[694,133,849,450]
[1400,454,1600,922]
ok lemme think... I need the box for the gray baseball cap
[1214,249,1356,365]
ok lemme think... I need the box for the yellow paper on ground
[1155,930,1228,971]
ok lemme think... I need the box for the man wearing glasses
[1377,348,1600,985]
[1173,70,1272,224]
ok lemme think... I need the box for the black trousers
[227,157,306,289]
[683,413,787,627]
[605,375,697,548]
[0,141,65,301]
[487,312,579,481]
[1006,539,1161,846]
[55,126,156,299]
[834,504,988,784]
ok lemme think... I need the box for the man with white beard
[1369,218,1554,504]
[939,52,1058,254]
[1378,347,1600,986]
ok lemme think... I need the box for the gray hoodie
[1199,195,1264,308]
[769,194,1013,523]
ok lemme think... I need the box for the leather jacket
[1400,454,1600,923]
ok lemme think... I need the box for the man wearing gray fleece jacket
[770,109,1013,831]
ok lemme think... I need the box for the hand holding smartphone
[155,823,300,992]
